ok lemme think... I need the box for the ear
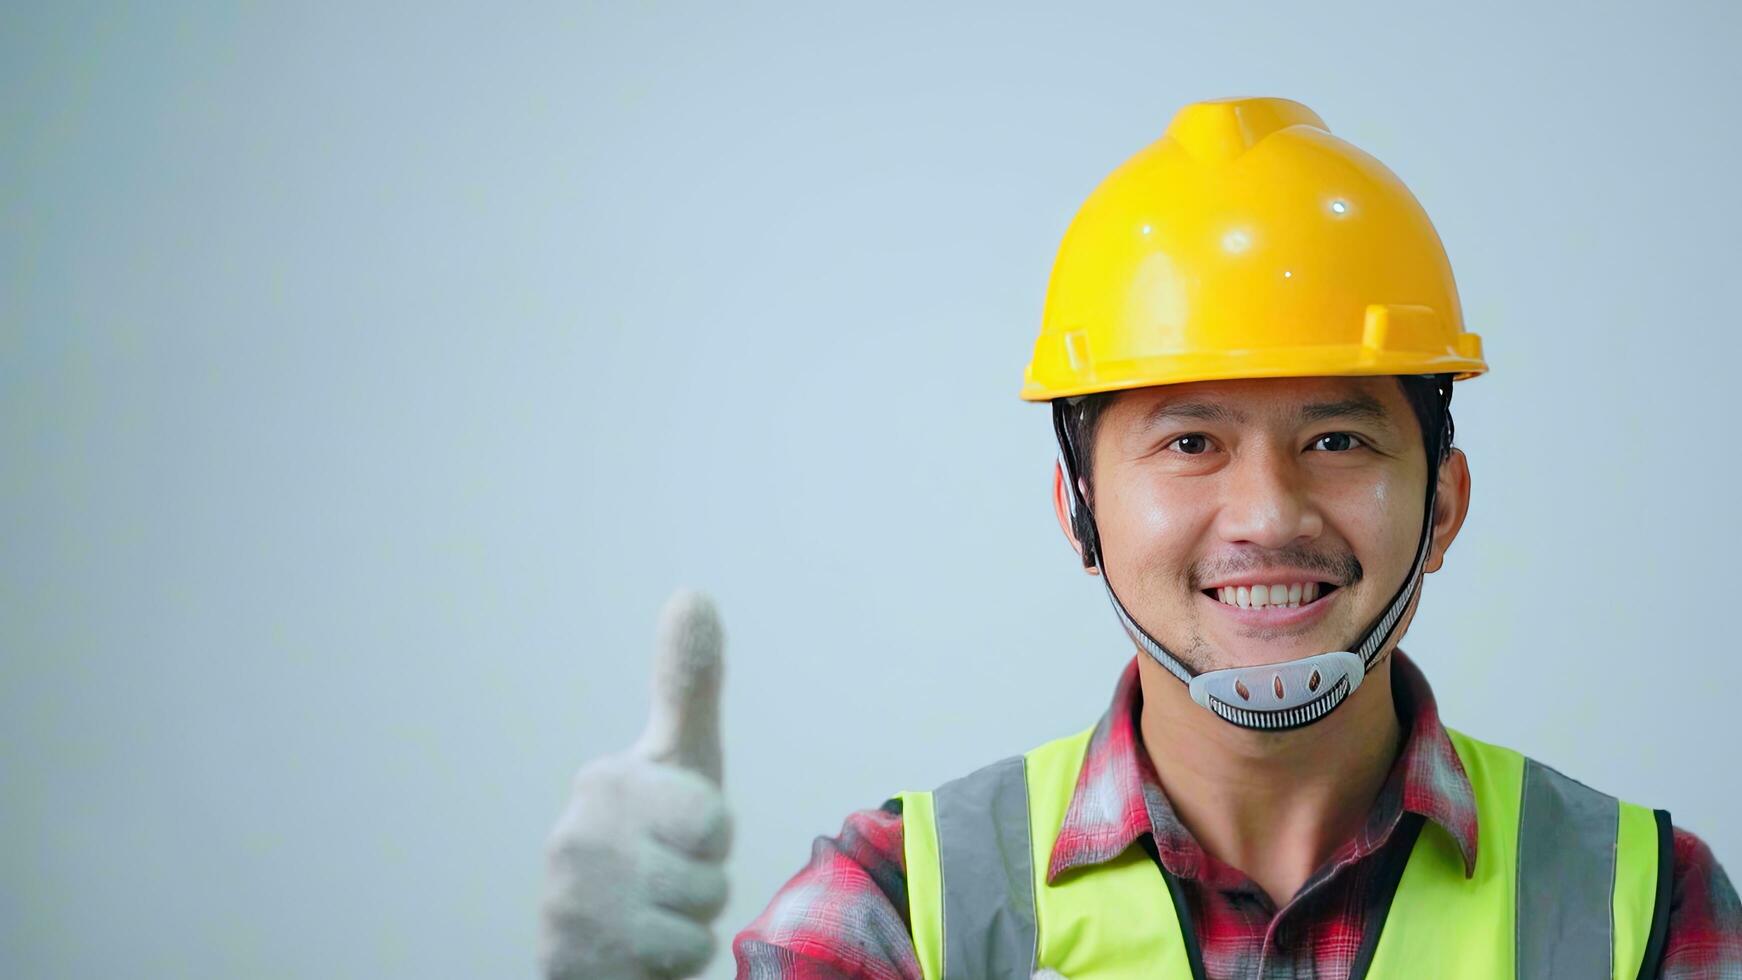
[1424,447,1471,574]
[1052,460,1100,575]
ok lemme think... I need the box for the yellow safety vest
[898,727,1671,979]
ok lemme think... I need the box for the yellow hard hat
[1020,97,1487,401]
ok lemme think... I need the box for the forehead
[1107,375,1410,428]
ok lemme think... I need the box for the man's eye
[1309,432,1363,452]
[1170,434,1211,455]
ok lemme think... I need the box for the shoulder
[753,798,909,911]
[731,800,920,979]
[731,730,1100,979]
[1660,824,1742,978]
[829,798,909,880]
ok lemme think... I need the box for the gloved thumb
[631,589,724,785]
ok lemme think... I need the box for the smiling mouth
[1199,581,1341,610]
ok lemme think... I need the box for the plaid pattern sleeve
[1661,826,1742,979]
[732,799,920,980]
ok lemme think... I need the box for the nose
[1213,445,1323,550]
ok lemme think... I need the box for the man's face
[1078,376,1457,673]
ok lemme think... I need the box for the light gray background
[5,2,1737,977]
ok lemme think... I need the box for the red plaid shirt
[734,651,1742,979]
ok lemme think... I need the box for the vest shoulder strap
[1370,729,1671,980]
[899,750,1042,980]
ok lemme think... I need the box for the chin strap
[1053,378,1452,732]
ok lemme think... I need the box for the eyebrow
[1297,395,1393,428]
[1139,394,1395,430]
[1140,401,1250,426]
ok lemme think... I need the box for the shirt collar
[1045,650,1479,885]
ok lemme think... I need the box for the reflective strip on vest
[899,726,1667,980]
[1519,756,1621,976]
[930,756,1038,978]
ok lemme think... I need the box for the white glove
[541,590,731,980]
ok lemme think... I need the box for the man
[541,98,1740,978]
[729,98,1740,978]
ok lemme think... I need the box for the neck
[1137,651,1403,907]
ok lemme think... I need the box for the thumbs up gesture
[540,591,732,980]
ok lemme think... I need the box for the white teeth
[1211,581,1327,610]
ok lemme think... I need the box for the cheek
[1342,476,1421,573]
[1097,476,1211,569]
